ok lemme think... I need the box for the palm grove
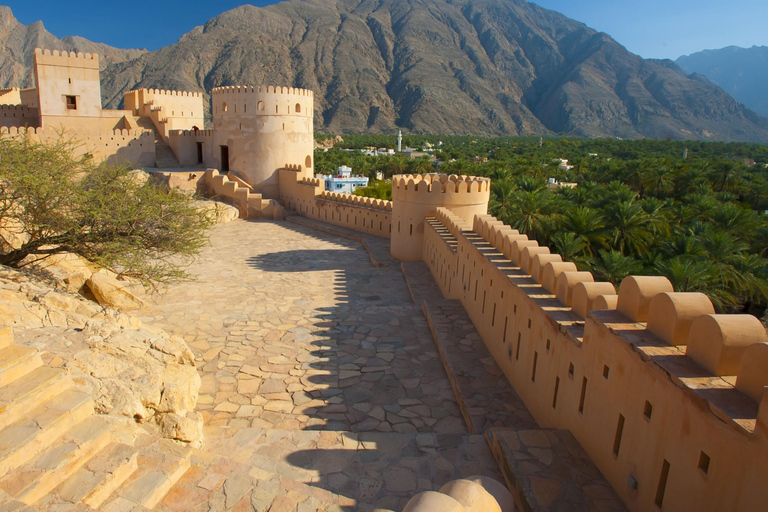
[317,135,768,316]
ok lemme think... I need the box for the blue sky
[5,0,768,59]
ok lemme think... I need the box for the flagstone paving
[130,219,505,510]
[136,220,465,435]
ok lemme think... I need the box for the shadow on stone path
[135,219,504,510]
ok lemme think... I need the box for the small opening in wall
[258,101,264,111]
[531,352,538,382]
[546,339,551,352]
[65,95,77,110]
[613,414,625,457]
[514,304,517,314]
[222,102,228,112]
[295,103,301,113]
[68,78,71,84]
[644,401,653,420]
[628,475,639,491]
[698,452,710,475]
[508,347,512,359]
[603,365,610,379]
[527,319,531,329]
[503,317,508,343]
[552,377,560,409]
[515,333,521,360]
[655,460,670,508]
[568,363,574,378]
[578,377,588,414]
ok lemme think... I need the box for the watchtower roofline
[212,85,313,117]
[34,48,100,70]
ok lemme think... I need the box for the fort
[1,50,767,512]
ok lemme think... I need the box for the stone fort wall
[419,206,768,512]
[278,168,392,237]
[0,126,155,167]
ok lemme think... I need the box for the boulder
[159,411,204,446]
[86,270,144,311]
[194,199,240,224]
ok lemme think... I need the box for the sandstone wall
[279,168,392,237]
[423,208,768,512]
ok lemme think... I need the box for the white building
[318,165,369,194]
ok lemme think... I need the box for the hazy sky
[5,0,768,59]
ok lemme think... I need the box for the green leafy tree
[0,137,212,285]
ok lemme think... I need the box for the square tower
[33,49,102,126]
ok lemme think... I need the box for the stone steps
[49,442,139,509]
[0,366,70,432]
[0,344,42,388]
[0,389,93,478]
[0,329,190,511]
[104,438,192,510]
[0,415,114,505]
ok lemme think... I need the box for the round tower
[391,173,491,261]
[211,85,314,199]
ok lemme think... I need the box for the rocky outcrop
[0,266,203,445]
[86,270,145,311]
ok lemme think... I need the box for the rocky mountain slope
[0,6,145,105]
[676,45,768,118]
[2,0,768,141]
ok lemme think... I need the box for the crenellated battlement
[0,105,35,116]
[211,85,313,98]
[34,48,99,69]
[128,88,203,99]
[392,173,491,202]
[168,129,215,138]
[0,126,41,135]
[211,85,314,118]
[319,191,393,211]
[422,202,768,511]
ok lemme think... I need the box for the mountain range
[2,1,768,142]
[677,45,768,119]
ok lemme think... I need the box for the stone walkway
[401,261,539,434]
[134,219,503,510]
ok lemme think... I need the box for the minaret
[397,130,402,153]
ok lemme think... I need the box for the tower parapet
[391,173,490,261]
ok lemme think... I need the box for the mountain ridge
[676,45,768,119]
[2,1,768,142]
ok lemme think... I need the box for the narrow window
[295,103,301,113]
[552,377,560,409]
[603,365,610,379]
[644,401,653,420]
[65,95,77,110]
[491,303,496,326]
[578,377,588,414]
[532,352,538,382]
[503,317,508,343]
[257,101,264,111]
[613,414,625,457]
[482,291,486,313]
[516,333,521,360]
[507,347,513,359]
[474,280,478,301]
[655,460,670,508]
[698,452,710,475]
[222,102,228,112]
[514,304,517,314]
[527,319,532,329]
[546,339,551,352]
[568,363,575,378]
[410,224,413,236]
